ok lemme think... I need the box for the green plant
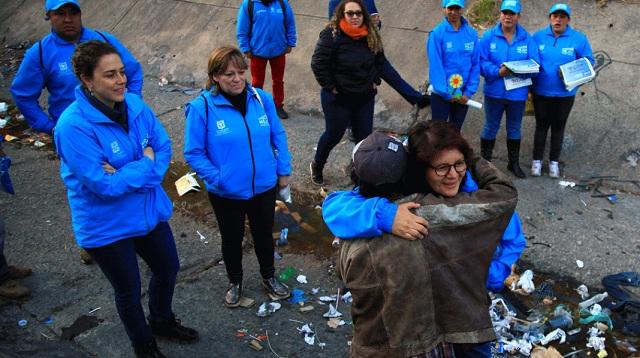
[467,0,500,28]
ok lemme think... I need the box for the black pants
[208,187,277,284]
[0,217,8,284]
[314,88,375,166]
[532,94,575,162]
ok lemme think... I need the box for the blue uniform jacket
[237,0,297,58]
[322,171,526,292]
[328,0,378,18]
[532,25,594,97]
[480,23,540,101]
[54,87,172,249]
[427,16,480,100]
[184,86,292,200]
[11,27,143,134]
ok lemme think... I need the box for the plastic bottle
[278,266,296,281]
[579,292,608,309]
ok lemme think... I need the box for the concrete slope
[1,0,639,183]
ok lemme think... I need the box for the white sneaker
[549,161,560,178]
[531,160,542,177]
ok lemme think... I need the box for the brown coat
[337,158,517,358]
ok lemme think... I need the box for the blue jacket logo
[110,141,121,154]
[517,45,528,54]
[490,43,497,51]
[258,115,269,127]
[446,42,453,50]
[141,133,149,148]
[216,120,226,130]
[539,44,545,52]
[561,47,575,56]
[58,62,69,71]
[465,42,474,51]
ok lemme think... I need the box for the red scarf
[339,18,369,39]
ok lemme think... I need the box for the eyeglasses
[429,161,467,177]
[344,10,363,18]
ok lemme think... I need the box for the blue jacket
[532,25,594,97]
[427,16,480,100]
[11,27,143,134]
[184,86,292,200]
[54,87,172,249]
[322,171,526,292]
[479,23,540,101]
[237,0,297,58]
[328,0,378,18]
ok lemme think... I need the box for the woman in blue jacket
[531,3,593,178]
[184,46,292,307]
[427,0,480,131]
[479,0,539,178]
[54,41,197,357]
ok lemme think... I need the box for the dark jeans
[430,93,469,132]
[0,216,8,283]
[208,187,277,284]
[482,97,526,140]
[86,221,179,346]
[602,272,640,310]
[532,94,575,161]
[314,88,375,166]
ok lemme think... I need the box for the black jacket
[311,27,385,96]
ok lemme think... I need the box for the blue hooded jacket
[54,87,172,249]
[427,16,480,100]
[323,171,526,292]
[479,22,540,101]
[532,25,594,97]
[11,27,143,134]
[184,86,291,200]
[236,0,297,59]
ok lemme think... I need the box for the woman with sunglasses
[310,0,429,186]
[324,121,522,357]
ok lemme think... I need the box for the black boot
[134,339,166,358]
[506,139,526,178]
[149,314,199,342]
[480,138,495,161]
[309,161,324,186]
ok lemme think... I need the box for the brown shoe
[80,249,93,265]
[8,265,32,279]
[0,279,31,299]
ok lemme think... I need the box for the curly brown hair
[71,40,120,82]
[329,0,383,54]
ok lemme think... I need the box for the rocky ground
[0,41,638,357]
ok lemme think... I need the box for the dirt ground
[0,38,639,357]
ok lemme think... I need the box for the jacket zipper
[241,113,256,197]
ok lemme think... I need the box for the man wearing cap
[427,0,480,131]
[530,3,593,178]
[11,0,143,135]
[478,0,539,179]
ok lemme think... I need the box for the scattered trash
[0,102,7,114]
[586,326,606,351]
[296,275,308,284]
[579,292,609,309]
[276,228,289,246]
[322,303,342,318]
[88,307,101,314]
[175,172,200,196]
[158,77,169,87]
[278,185,292,203]
[4,134,18,141]
[327,318,345,329]
[341,291,353,303]
[299,305,315,313]
[311,288,319,295]
[278,266,296,281]
[33,140,45,147]
[576,260,585,268]
[249,339,264,351]
[567,327,582,335]
[273,251,282,261]
[0,118,7,128]
[289,289,308,304]
[235,329,248,337]
[296,323,315,346]
[515,269,535,294]
[531,346,562,358]
[300,222,318,234]
[559,181,576,188]
[256,302,282,317]
[239,297,256,308]
[319,295,337,302]
[606,194,617,204]
[332,237,341,249]
[42,317,54,325]
[540,328,566,345]
[18,319,27,327]
[196,230,208,244]
[319,187,327,198]
[549,305,573,330]
[576,284,590,299]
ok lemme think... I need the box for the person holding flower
[427,0,480,131]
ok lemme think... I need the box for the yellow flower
[448,74,463,89]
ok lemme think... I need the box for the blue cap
[500,0,521,13]
[45,0,80,13]
[549,3,571,17]
[442,0,465,9]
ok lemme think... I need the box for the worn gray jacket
[338,158,517,357]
